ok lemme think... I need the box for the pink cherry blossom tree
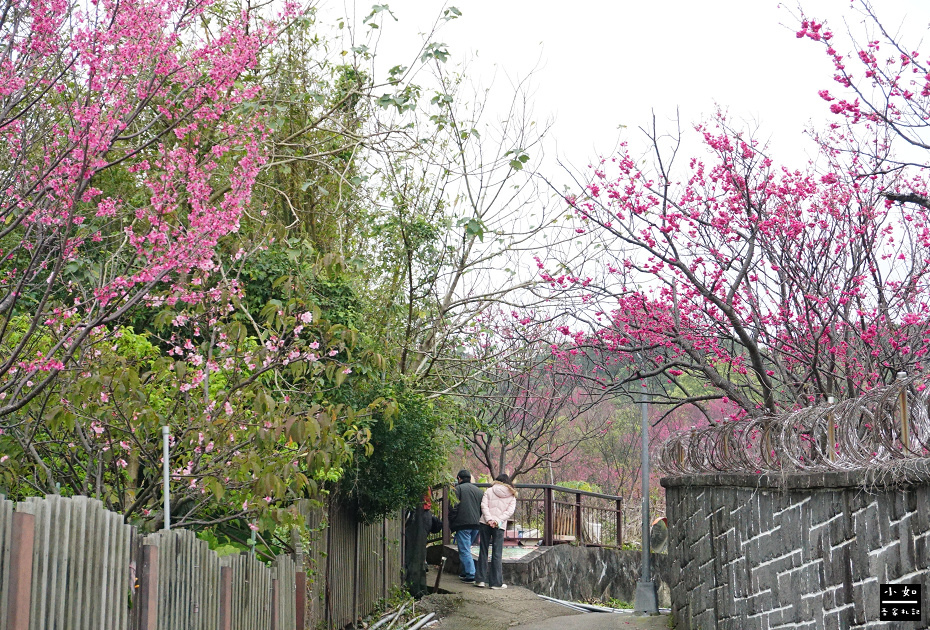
[0,0,277,418]
[544,106,930,420]
[454,316,611,481]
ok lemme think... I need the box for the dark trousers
[474,523,504,587]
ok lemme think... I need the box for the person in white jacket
[474,473,517,589]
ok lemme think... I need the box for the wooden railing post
[295,571,306,630]
[137,544,159,630]
[543,487,553,546]
[898,372,911,453]
[616,499,623,549]
[574,492,583,544]
[441,486,450,545]
[7,511,35,630]
[219,566,233,630]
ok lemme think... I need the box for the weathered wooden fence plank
[138,544,158,630]
[219,564,232,630]
[295,570,306,630]
[0,496,16,630]
[79,498,98,630]
[273,554,296,630]
[67,497,87,630]
[88,499,106,630]
[104,509,117,630]
[20,497,47,630]
[6,511,35,630]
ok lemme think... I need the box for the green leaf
[364,4,397,23]
[421,42,450,64]
[289,418,306,443]
[430,92,453,106]
[387,65,407,84]
[458,217,485,241]
[206,478,225,500]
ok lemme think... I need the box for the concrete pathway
[418,568,670,630]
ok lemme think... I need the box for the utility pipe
[162,426,170,531]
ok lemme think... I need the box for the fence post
[574,492,582,544]
[271,577,279,630]
[137,544,159,630]
[543,487,553,546]
[381,519,387,600]
[325,497,333,627]
[616,499,623,549]
[295,571,306,630]
[352,519,359,628]
[7,511,35,630]
[441,486,450,545]
[219,566,232,630]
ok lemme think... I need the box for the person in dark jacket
[404,490,442,597]
[450,469,483,582]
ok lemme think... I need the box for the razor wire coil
[655,376,930,475]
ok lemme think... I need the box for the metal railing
[433,483,624,549]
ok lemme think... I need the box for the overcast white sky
[324,0,930,176]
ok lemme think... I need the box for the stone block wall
[503,544,671,607]
[662,468,930,629]
[436,542,671,606]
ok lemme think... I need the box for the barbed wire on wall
[655,376,930,476]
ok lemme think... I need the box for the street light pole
[634,384,659,615]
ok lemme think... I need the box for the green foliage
[576,596,634,610]
[0,278,379,529]
[197,529,247,558]
[343,386,451,523]
[235,240,364,331]
[558,480,603,494]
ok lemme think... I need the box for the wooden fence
[0,494,404,630]
[299,497,403,629]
